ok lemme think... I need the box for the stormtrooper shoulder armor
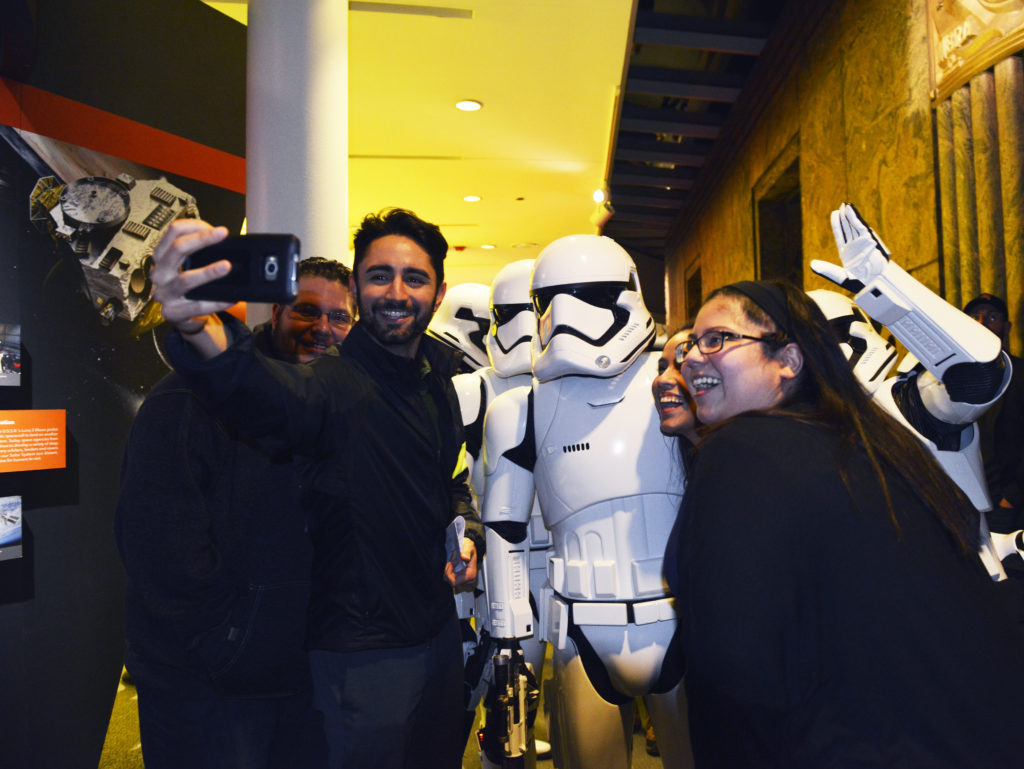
[482,385,535,479]
[452,371,486,442]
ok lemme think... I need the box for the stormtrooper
[425,278,529,748]
[480,235,693,768]
[426,281,492,373]
[809,203,1024,578]
[448,259,553,766]
[453,262,540,502]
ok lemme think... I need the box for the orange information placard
[0,410,67,473]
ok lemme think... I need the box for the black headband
[724,281,791,337]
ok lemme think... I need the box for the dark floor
[99,665,666,768]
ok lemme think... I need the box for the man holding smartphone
[147,208,483,769]
[115,256,354,769]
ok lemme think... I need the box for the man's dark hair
[964,292,1008,319]
[352,208,448,285]
[298,256,351,284]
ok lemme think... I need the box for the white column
[245,0,348,325]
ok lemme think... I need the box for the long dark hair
[706,281,978,553]
[665,323,698,471]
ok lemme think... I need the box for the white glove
[811,203,892,293]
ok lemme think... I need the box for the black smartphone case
[184,234,300,304]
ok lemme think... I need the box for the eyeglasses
[675,329,778,364]
[288,303,353,327]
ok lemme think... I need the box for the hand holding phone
[183,234,300,304]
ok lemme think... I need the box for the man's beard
[356,289,436,349]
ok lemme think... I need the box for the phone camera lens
[264,256,279,280]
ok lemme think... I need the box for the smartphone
[183,234,300,303]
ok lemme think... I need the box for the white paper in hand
[446,516,467,574]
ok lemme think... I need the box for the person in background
[146,208,483,769]
[115,255,355,769]
[652,325,700,448]
[667,279,1024,768]
[965,292,1024,536]
[270,257,354,362]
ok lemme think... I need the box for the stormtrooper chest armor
[531,353,685,602]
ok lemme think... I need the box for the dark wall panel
[0,1,246,767]
[10,0,246,156]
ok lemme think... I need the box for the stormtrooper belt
[556,592,676,627]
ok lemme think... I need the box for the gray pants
[309,614,464,769]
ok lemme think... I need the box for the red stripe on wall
[0,77,245,194]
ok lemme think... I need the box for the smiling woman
[651,327,699,446]
[666,279,1024,768]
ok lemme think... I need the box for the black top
[980,354,1024,526]
[115,323,313,695]
[666,413,1024,768]
[166,317,482,652]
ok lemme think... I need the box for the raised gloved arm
[811,203,1002,384]
[812,204,1007,412]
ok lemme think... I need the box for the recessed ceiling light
[463,195,481,202]
[456,100,483,111]
[481,244,495,249]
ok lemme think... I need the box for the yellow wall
[666,0,940,326]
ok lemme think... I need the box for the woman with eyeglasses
[665,280,1024,768]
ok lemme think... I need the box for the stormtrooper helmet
[487,259,536,377]
[808,289,898,394]
[426,282,491,372]
[530,234,654,381]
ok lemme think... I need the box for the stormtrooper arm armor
[452,371,487,497]
[813,204,1003,388]
[991,530,1024,564]
[914,356,1012,425]
[481,386,537,641]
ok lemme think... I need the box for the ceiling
[203,0,786,313]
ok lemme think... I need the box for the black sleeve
[114,384,236,638]
[450,464,485,557]
[993,365,1024,509]
[679,420,815,709]
[165,312,334,459]
[444,376,485,556]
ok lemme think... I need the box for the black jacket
[115,324,313,696]
[166,317,483,652]
[980,354,1024,525]
[667,414,1024,768]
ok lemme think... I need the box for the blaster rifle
[477,646,540,768]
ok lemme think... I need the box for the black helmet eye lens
[532,290,554,315]
[492,303,532,325]
[531,282,627,315]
